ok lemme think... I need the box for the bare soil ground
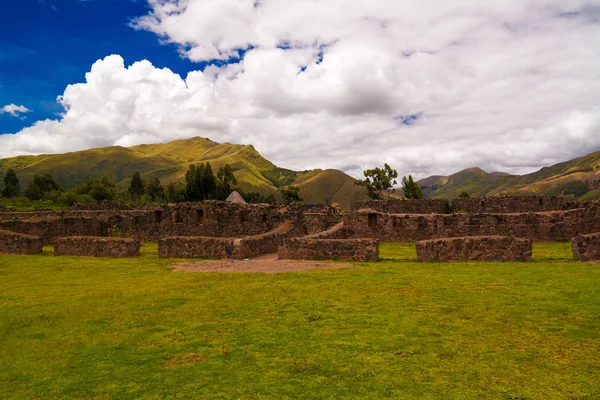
[170,253,356,274]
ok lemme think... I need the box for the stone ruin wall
[571,232,600,261]
[416,236,533,262]
[451,196,565,213]
[158,220,306,259]
[344,202,600,242]
[352,199,451,214]
[55,236,141,258]
[0,202,335,245]
[0,229,44,255]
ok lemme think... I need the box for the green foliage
[128,172,145,200]
[216,164,238,200]
[166,182,187,203]
[240,190,277,204]
[73,176,116,201]
[458,191,471,198]
[185,162,218,201]
[145,177,165,202]
[354,163,398,200]
[280,185,302,204]
[2,168,20,198]
[24,173,63,201]
[401,175,424,199]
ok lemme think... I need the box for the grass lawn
[0,242,599,399]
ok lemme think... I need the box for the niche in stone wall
[539,198,543,206]
[173,211,183,224]
[368,213,378,227]
[196,209,204,223]
[154,210,162,223]
[480,200,485,208]
[392,218,402,228]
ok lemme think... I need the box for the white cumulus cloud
[2,0,600,179]
[1,104,31,117]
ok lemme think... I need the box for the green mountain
[419,151,600,201]
[0,137,369,209]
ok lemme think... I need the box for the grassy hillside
[0,137,368,205]
[418,151,600,200]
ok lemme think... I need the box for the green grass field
[0,243,599,399]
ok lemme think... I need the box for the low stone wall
[303,212,338,235]
[0,229,43,255]
[352,199,450,214]
[158,220,302,259]
[451,196,564,213]
[55,236,141,257]
[572,232,600,261]
[278,238,379,262]
[416,236,533,262]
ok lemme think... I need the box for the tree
[128,172,145,201]
[401,175,424,199]
[458,191,471,199]
[280,185,302,205]
[216,164,238,200]
[185,162,217,201]
[2,169,20,198]
[24,173,63,201]
[354,163,398,200]
[166,182,187,203]
[73,176,116,201]
[145,177,164,202]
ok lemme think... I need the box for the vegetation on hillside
[0,137,369,209]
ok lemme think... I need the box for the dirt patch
[170,253,356,274]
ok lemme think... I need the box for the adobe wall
[344,204,600,242]
[278,238,379,262]
[416,236,532,262]
[0,229,43,255]
[451,196,564,213]
[55,236,141,258]
[158,220,304,259]
[571,232,600,261]
[352,199,450,214]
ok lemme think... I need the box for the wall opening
[368,213,378,227]
[173,211,183,224]
[480,200,485,208]
[196,209,204,223]
[539,198,543,206]
[154,211,162,223]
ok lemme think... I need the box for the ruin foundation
[571,232,600,262]
[55,236,141,258]
[416,236,533,262]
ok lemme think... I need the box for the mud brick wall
[416,236,533,262]
[278,238,379,262]
[344,206,600,242]
[571,232,600,261]
[352,199,450,214]
[451,196,564,213]
[0,229,43,255]
[55,236,140,257]
[158,221,303,259]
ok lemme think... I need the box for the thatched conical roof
[226,191,247,204]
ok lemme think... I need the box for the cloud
[2,0,600,179]
[1,104,31,118]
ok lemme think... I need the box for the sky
[1,0,600,179]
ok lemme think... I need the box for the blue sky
[0,0,200,134]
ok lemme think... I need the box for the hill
[418,151,600,201]
[0,137,368,209]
